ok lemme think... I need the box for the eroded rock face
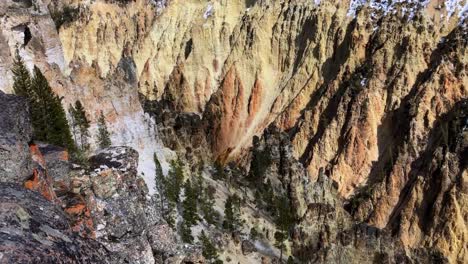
[251,126,452,263]
[0,183,110,264]
[52,146,200,263]
[0,0,172,195]
[0,0,466,263]
[0,94,197,263]
[87,147,156,263]
[0,91,33,183]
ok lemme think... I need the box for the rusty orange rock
[29,144,46,168]
[65,204,87,215]
[24,168,57,202]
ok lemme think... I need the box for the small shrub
[50,6,79,30]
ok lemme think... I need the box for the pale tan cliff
[0,0,466,262]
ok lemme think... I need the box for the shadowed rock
[0,183,111,264]
[0,91,33,184]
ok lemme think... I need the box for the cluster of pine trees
[153,151,296,262]
[246,142,298,261]
[12,50,75,151]
[223,194,242,232]
[11,50,112,159]
[154,157,227,263]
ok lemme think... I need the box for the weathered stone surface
[38,143,70,183]
[0,183,110,264]
[0,0,466,263]
[0,91,33,184]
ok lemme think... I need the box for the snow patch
[203,3,214,19]
[445,0,465,18]
[360,78,367,87]
[346,0,451,20]
[151,0,167,14]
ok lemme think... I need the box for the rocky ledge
[0,92,200,263]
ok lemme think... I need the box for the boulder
[241,240,257,255]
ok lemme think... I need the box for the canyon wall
[0,0,466,262]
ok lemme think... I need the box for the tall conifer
[97,111,111,148]
[182,179,199,226]
[69,100,90,150]
[223,194,242,231]
[12,64,76,151]
[29,66,75,151]
[11,49,31,97]
[200,231,221,263]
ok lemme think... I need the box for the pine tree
[182,179,199,226]
[274,231,287,261]
[153,153,176,226]
[97,111,111,148]
[223,194,241,232]
[274,196,294,233]
[166,159,184,204]
[11,49,31,97]
[197,175,218,226]
[69,100,90,151]
[180,179,199,244]
[273,195,294,262]
[200,230,220,263]
[154,153,166,210]
[29,66,75,151]
[165,202,176,228]
[12,59,75,151]
[180,221,194,244]
[249,147,272,183]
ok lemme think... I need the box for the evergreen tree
[180,221,194,244]
[11,49,31,97]
[154,153,166,210]
[223,194,241,232]
[69,100,90,150]
[274,231,287,261]
[182,179,199,226]
[260,179,275,213]
[249,145,272,183]
[200,230,220,263]
[153,153,175,226]
[273,195,295,262]
[274,196,294,234]
[165,203,176,228]
[166,159,184,204]
[195,173,218,225]
[97,111,112,148]
[12,59,75,151]
[30,66,75,150]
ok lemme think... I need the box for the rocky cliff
[0,91,201,263]
[0,0,467,263]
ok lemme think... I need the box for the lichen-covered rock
[0,183,110,264]
[0,91,33,183]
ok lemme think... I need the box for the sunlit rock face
[0,0,173,194]
[0,0,466,262]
